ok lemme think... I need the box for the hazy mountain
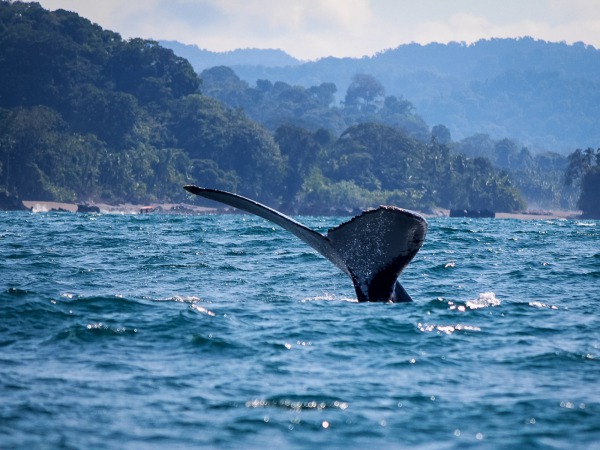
[159,40,301,70]
[163,38,600,153]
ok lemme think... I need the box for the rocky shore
[20,201,217,215]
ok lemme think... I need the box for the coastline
[20,201,583,220]
[22,201,217,215]
[494,210,581,220]
[432,209,581,220]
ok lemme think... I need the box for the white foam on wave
[417,323,482,334]
[153,296,217,316]
[301,293,358,303]
[30,204,49,213]
[465,291,501,309]
[160,295,203,303]
[190,303,216,316]
[446,291,501,312]
[528,301,558,309]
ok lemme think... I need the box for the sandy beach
[432,209,581,220]
[494,210,581,220]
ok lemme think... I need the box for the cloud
[410,8,600,47]
[157,0,380,59]
[35,0,600,59]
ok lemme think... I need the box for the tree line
[199,65,576,211]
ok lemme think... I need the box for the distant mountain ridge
[159,40,301,69]
[162,38,600,152]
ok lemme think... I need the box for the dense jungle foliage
[0,1,283,204]
[0,1,585,213]
[199,66,576,210]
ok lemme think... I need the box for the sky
[34,0,600,60]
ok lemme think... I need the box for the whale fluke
[184,185,427,303]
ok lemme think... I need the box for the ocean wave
[2,212,599,449]
[47,322,138,345]
[417,322,482,335]
[301,293,357,303]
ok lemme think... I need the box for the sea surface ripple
[1,212,599,449]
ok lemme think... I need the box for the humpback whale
[184,185,427,302]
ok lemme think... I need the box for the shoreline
[20,201,583,220]
[433,208,581,220]
[22,201,217,215]
[494,210,581,220]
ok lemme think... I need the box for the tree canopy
[565,148,600,218]
[199,66,430,140]
[0,1,284,204]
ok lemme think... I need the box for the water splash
[465,291,501,309]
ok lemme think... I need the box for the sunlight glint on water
[0,212,598,448]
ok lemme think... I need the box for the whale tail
[184,185,427,302]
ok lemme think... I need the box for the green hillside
[0,1,283,204]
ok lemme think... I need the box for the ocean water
[1,211,598,449]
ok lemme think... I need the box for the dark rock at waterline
[77,204,100,213]
[450,209,495,218]
[0,192,30,211]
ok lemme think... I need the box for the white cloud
[168,0,380,59]
[34,0,600,59]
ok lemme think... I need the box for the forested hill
[0,1,285,204]
[0,1,531,213]
[162,38,600,152]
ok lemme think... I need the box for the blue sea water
[1,211,599,449]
